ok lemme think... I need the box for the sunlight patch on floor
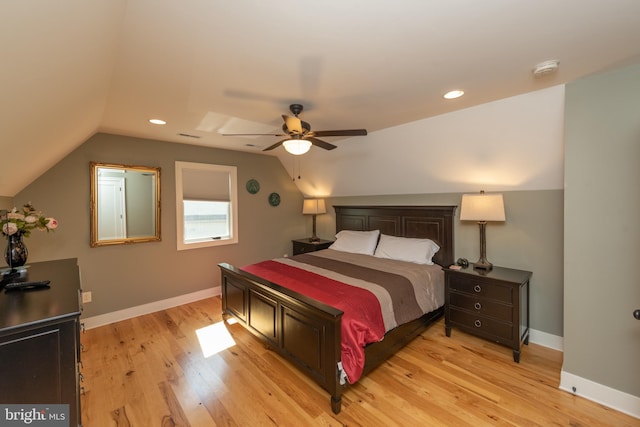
[196,321,236,358]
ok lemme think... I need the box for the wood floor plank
[80,297,638,426]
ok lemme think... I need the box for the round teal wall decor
[246,179,260,194]
[268,192,281,207]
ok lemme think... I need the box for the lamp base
[474,221,493,270]
[473,260,493,271]
[309,214,319,242]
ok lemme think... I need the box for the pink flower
[46,218,58,230]
[2,222,18,236]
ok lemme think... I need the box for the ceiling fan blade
[307,137,336,150]
[282,115,303,134]
[311,129,368,137]
[263,139,288,151]
[223,133,285,137]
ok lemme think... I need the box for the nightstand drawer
[449,308,514,343]
[293,242,314,255]
[292,239,333,256]
[449,292,513,320]
[449,275,513,303]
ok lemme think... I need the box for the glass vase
[4,232,28,269]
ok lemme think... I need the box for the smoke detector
[533,60,560,77]
[533,59,560,77]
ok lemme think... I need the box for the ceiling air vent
[177,133,201,139]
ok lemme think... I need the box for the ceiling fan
[223,104,367,155]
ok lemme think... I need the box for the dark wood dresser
[0,258,83,426]
[444,265,532,362]
[292,238,333,255]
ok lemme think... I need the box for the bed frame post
[331,395,342,414]
[329,323,343,414]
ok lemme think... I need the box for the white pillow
[373,234,440,265]
[329,229,380,255]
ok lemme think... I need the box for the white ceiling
[2,0,640,197]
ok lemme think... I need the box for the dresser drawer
[449,274,513,303]
[449,308,514,343]
[449,292,513,321]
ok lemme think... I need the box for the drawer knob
[474,302,482,310]
[474,319,482,328]
[473,284,482,293]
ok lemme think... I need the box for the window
[175,161,238,250]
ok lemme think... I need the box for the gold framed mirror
[90,162,161,247]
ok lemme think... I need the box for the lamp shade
[460,193,505,222]
[283,139,312,155]
[302,199,326,215]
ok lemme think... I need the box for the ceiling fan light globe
[283,139,312,155]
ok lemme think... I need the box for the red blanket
[242,260,385,383]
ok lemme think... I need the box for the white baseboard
[560,370,640,419]
[529,328,564,351]
[81,287,221,330]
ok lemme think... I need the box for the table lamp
[460,191,505,270]
[302,199,326,242]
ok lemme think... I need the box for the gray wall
[315,190,564,336]
[10,133,306,317]
[0,197,11,211]
[564,64,640,396]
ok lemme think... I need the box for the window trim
[175,161,238,250]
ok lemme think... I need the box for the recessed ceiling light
[149,119,166,125]
[444,90,465,100]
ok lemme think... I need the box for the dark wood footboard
[219,262,346,412]
[220,262,444,413]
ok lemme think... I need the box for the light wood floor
[80,297,637,426]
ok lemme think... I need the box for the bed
[219,205,456,413]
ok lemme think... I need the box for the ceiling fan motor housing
[289,103,304,116]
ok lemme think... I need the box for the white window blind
[175,161,238,250]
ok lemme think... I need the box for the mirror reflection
[90,162,161,247]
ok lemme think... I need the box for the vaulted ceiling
[2,0,640,197]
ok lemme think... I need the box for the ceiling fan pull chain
[290,157,302,181]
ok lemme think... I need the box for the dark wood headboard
[333,205,457,267]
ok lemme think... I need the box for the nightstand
[292,238,333,255]
[444,265,532,363]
